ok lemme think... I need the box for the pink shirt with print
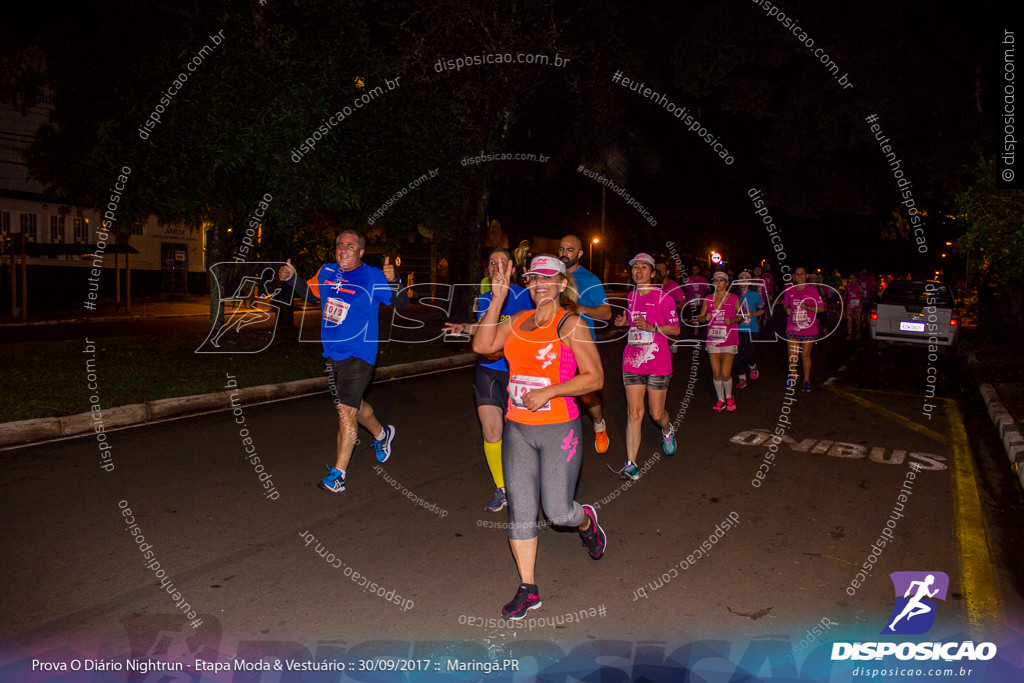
[623,289,679,375]
[784,284,824,336]
[705,292,740,348]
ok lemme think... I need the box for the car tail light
[870,304,877,321]
[950,309,959,326]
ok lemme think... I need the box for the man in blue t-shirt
[444,248,533,512]
[278,229,407,493]
[558,234,613,454]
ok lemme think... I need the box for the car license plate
[900,321,925,332]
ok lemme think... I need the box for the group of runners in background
[277,228,891,620]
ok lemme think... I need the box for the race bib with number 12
[509,374,552,411]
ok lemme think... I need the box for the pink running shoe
[736,378,748,389]
[750,366,759,381]
[713,400,726,412]
[726,397,737,412]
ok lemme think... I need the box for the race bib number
[509,375,552,411]
[795,306,812,327]
[628,327,654,346]
[708,324,728,341]
[324,298,350,325]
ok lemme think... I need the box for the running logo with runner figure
[882,571,949,635]
[535,342,557,369]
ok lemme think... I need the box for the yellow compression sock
[483,440,504,488]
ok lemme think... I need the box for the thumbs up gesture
[383,255,396,282]
[278,258,295,281]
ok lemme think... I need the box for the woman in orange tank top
[473,254,607,621]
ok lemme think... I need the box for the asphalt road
[2,326,1022,679]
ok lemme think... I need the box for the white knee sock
[714,380,725,401]
[724,378,733,398]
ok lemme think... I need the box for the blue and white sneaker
[485,487,508,512]
[319,466,345,493]
[373,424,396,463]
[662,428,677,456]
[613,460,639,481]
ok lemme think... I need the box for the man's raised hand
[278,258,295,281]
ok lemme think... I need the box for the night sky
[1,0,1009,279]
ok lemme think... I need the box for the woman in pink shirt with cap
[612,252,681,479]
[699,271,743,411]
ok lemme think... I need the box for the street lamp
[590,237,599,268]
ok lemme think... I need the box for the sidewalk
[964,336,1024,492]
[0,352,478,448]
[1,293,478,448]
[1,294,213,327]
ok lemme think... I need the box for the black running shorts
[327,357,374,409]
[473,364,510,411]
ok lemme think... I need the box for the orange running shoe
[594,427,609,454]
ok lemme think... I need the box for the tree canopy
[9,0,1003,279]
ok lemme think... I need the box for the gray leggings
[503,418,586,540]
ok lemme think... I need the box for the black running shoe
[579,504,606,559]
[501,583,542,620]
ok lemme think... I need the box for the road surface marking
[946,398,1002,637]
[826,384,948,445]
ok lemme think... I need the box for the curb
[968,353,1024,492]
[0,353,478,449]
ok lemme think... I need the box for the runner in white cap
[699,271,743,411]
[472,254,607,620]
[612,253,681,479]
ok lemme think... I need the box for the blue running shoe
[484,487,507,512]
[373,424,396,463]
[662,428,677,456]
[802,380,811,392]
[319,466,345,493]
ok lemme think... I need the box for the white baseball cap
[525,255,566,277]
[629,252,656,268]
